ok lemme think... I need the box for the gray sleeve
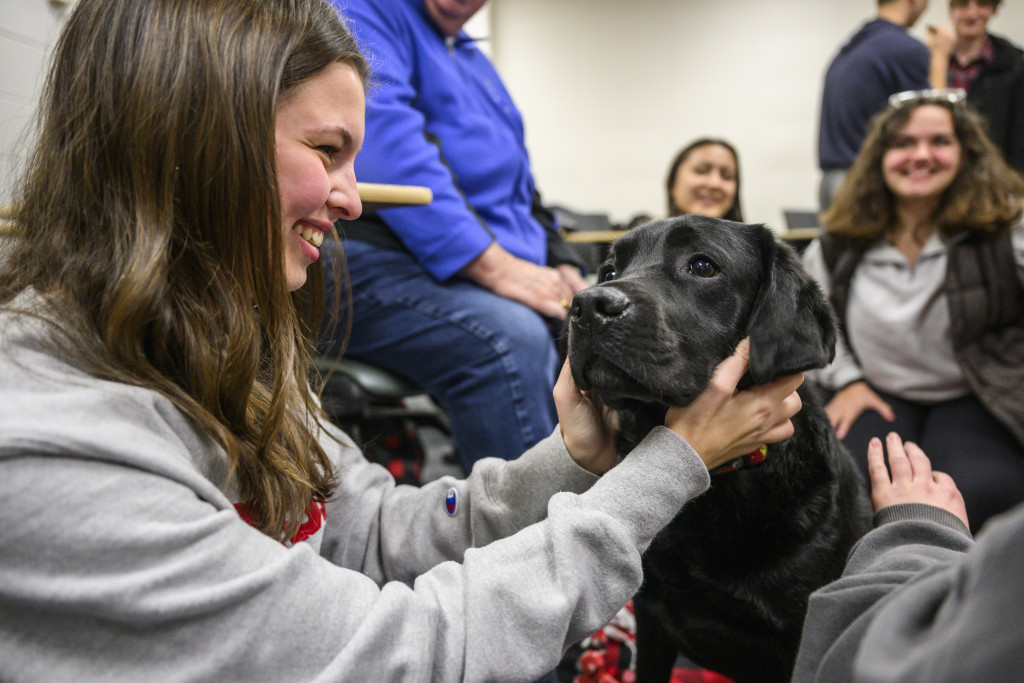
[317,424,602,585]
[793,503,992,682]
[801,238,865,391]
[0,423,709,683]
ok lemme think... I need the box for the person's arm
[324,340,803,583]
[338,0,495,280]
[792,435,983,682]
[339,0,576,318]
[0,334,802,682]
[925,24,955,89]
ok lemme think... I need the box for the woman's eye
[689,258,718,278]
[599,267,617,282]
[317,145,339,162]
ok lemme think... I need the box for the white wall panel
[488,0,1024,229]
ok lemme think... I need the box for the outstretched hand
[665,339,804,471]
[554,359,619,475]
[868,433,969,529]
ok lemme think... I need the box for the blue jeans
[321,240,559,472]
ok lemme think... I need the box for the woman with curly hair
[802,88,1024,533]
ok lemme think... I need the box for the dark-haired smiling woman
[0,0,804,680]
[665,138,744,222]
[802,88,1024,534]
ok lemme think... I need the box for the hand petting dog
[556,338,804,475]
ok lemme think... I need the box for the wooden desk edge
[0,185,433,235]
[357,183,432,206]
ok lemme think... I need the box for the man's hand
[462,242,575,319]
[868,432,969,529]
[555,264,589,295]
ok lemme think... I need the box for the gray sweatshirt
[0,295,711,683]
[794,500,1024,680]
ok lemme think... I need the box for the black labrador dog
[567,216,871,683]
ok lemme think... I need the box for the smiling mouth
[293,224,324,248]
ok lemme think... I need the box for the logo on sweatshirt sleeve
[444,487,458,516]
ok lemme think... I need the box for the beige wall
[1,0,1021,226]
[0,0,74,203]
[484,0,1024,229]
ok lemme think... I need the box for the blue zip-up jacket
[335,0,547,281]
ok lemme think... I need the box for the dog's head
[567,215,836,411]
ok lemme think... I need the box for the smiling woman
[665,138,743,222]
[0,1,809,679]
[801,89,1024,534]
[275,61,365,291]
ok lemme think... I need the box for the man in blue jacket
[323,0,587,471]
[817,0,932,210]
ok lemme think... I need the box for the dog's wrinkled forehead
[605,215,762,279]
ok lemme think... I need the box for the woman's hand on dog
[867,432,969,529]
[665,339,805,471]
[825,380,895,439]
[554,359,620,475]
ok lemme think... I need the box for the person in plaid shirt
[928,0,1024,172]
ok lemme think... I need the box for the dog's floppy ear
[744,227,837,384]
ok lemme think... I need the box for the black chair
[312,356,458,484]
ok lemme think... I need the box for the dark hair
[665,138,744,222]
[0,0,368,542]
[823,94,1024,243]
[950,0,999,7]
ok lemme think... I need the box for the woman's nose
[328,168,362,221]
[910,142,934,161]
[708,172,727,189]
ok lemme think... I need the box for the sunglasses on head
[888,88,967,109]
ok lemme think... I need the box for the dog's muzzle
[569,285,631,332]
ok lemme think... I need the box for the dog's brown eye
[689,259,718,278]
[599,267,617,282]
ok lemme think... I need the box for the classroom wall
[0,0,1021,226]
[485,0,1024,230]
[0,0,73,204]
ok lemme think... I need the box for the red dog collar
[710,444,768,476]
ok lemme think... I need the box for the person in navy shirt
[817,0,932,211]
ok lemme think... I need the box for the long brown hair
[0,0,368,541]
[823,95,1024,243]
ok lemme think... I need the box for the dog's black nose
[570,286,631,329]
